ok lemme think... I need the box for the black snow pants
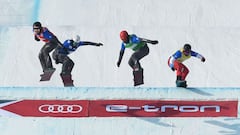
[39,41,58,72]
[128,44,149,71]
[52,49,74,75]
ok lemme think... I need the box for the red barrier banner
[0,100,89,117]
[89,100,238,117]
[0,100,238,117]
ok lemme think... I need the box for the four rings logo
[39,104,83,113]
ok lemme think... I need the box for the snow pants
[52,50,74,75]
[128,45,149,71]
[39,42,58,72]
[168,58,189,81]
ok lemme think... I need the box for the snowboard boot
[176,75,182,81]
[41,68,56,76]
[40,68,56,81]
[60,74,74,87]
[176,76,187,88]
[176,80,187,88]
[133,68,144,86]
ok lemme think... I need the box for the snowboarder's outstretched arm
[60,40,103,55]
[79,41,103,47]
[117,43,125,67]
[191,51,206,62]
[139,38,159,45]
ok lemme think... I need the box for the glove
[171,67,175,71]
[150,40,158,45]
[117,61,121,67]
[201,57,205,62]
[34,35,40,41]
[96,43,103,46]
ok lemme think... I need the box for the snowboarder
[52,35,103,86]
[168,44,206,88]
[33,21,61,81]
[117,30,158,86]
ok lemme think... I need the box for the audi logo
[39,104,83,113]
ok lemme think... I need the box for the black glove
[34,35,40,41]
[117,61,121,67]
[201,57,206,62]
[96,43,103,46]
[171,67,175,71]
[150,40,158,45]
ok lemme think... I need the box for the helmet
[183,44,191,51]
[72,35,80,43]
[33,21,42,28]
[120,30,129,42]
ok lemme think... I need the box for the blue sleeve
[42,29,55,40]
[190,51,199,57]
[172,50,182,59]
[130,34,141,44]
[120,42,125,51]
[77,41,86,47]
[78,42,83,47]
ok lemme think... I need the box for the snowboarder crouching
[117,30,158,86]
[52,35,103,86]
[33,21,61,74]
[168,44,205,87]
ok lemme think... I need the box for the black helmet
[183,44,191,51]
[33,21,42,28]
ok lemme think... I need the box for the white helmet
[72,35,80,43]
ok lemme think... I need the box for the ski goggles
[33,27,41,30]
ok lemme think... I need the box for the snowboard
[176,80,187,88]
[133,69,144,86]
[60,74,74,87]
[40,68,56,81]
